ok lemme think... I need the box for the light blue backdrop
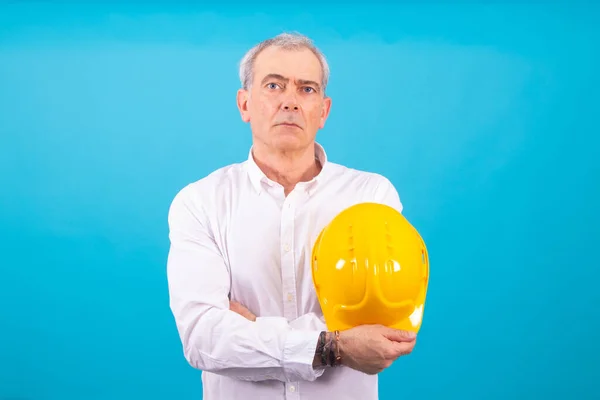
[1,3,598,399]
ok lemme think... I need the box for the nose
[281,95,300,112]
[282,103,299,111]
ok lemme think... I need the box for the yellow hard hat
[311,202,429,333]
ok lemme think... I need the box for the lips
[277,122,301,128]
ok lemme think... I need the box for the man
[166,32,417,400]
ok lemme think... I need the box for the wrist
[313,330,342,368]
[331,330,342,366]
[313,331,327,368]
[336,330,347,365]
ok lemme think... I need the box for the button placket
[280,197,297,322]
[281,194,300,400]
[285,382,300,400]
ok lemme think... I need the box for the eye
[302,86,316,93]
[266,82,281,90]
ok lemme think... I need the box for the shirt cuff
[282,329,325,382]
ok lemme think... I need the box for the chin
[273,135,308,151]
[270,126,304,143]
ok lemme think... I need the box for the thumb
[382,328,417,342]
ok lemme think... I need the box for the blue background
[1,2,599,399]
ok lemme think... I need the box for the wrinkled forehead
[252,46,323,87]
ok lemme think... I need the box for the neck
[252,142,322,195]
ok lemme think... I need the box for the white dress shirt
[167,143,403,400]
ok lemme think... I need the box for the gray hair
[238,32,330,94]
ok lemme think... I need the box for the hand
[338,324,417,375]
[229,300,257,322]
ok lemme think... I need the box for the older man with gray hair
[166,32,417,399]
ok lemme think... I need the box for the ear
[318,96,332,129]
[236,89,251,123]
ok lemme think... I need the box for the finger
[230,301,257,321]
[382,328,417,343]
[391,340,416,357]
[230,301,246,312]
[230,302,246,315]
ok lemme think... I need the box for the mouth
[276,122,301,129]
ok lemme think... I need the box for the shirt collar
[246,142,329,195]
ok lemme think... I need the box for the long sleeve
[166,186,325,383]
[288,312,327,331]
[373,175,403,213]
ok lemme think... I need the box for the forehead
[253,46,323,84]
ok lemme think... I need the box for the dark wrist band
[332,330,342,366]
[316,331,327,366]
[317,330,342,367]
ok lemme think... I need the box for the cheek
[260,102,275,115]
[307,104,324,122]
[254,98,278,117]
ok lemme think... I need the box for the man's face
[237,46,332,152]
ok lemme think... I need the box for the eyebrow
[261,73,321,91]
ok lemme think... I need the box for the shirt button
[289,385,296,392]
[287,293,293,302]
[284,244,291,252]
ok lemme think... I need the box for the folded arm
[166,186,326,382]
